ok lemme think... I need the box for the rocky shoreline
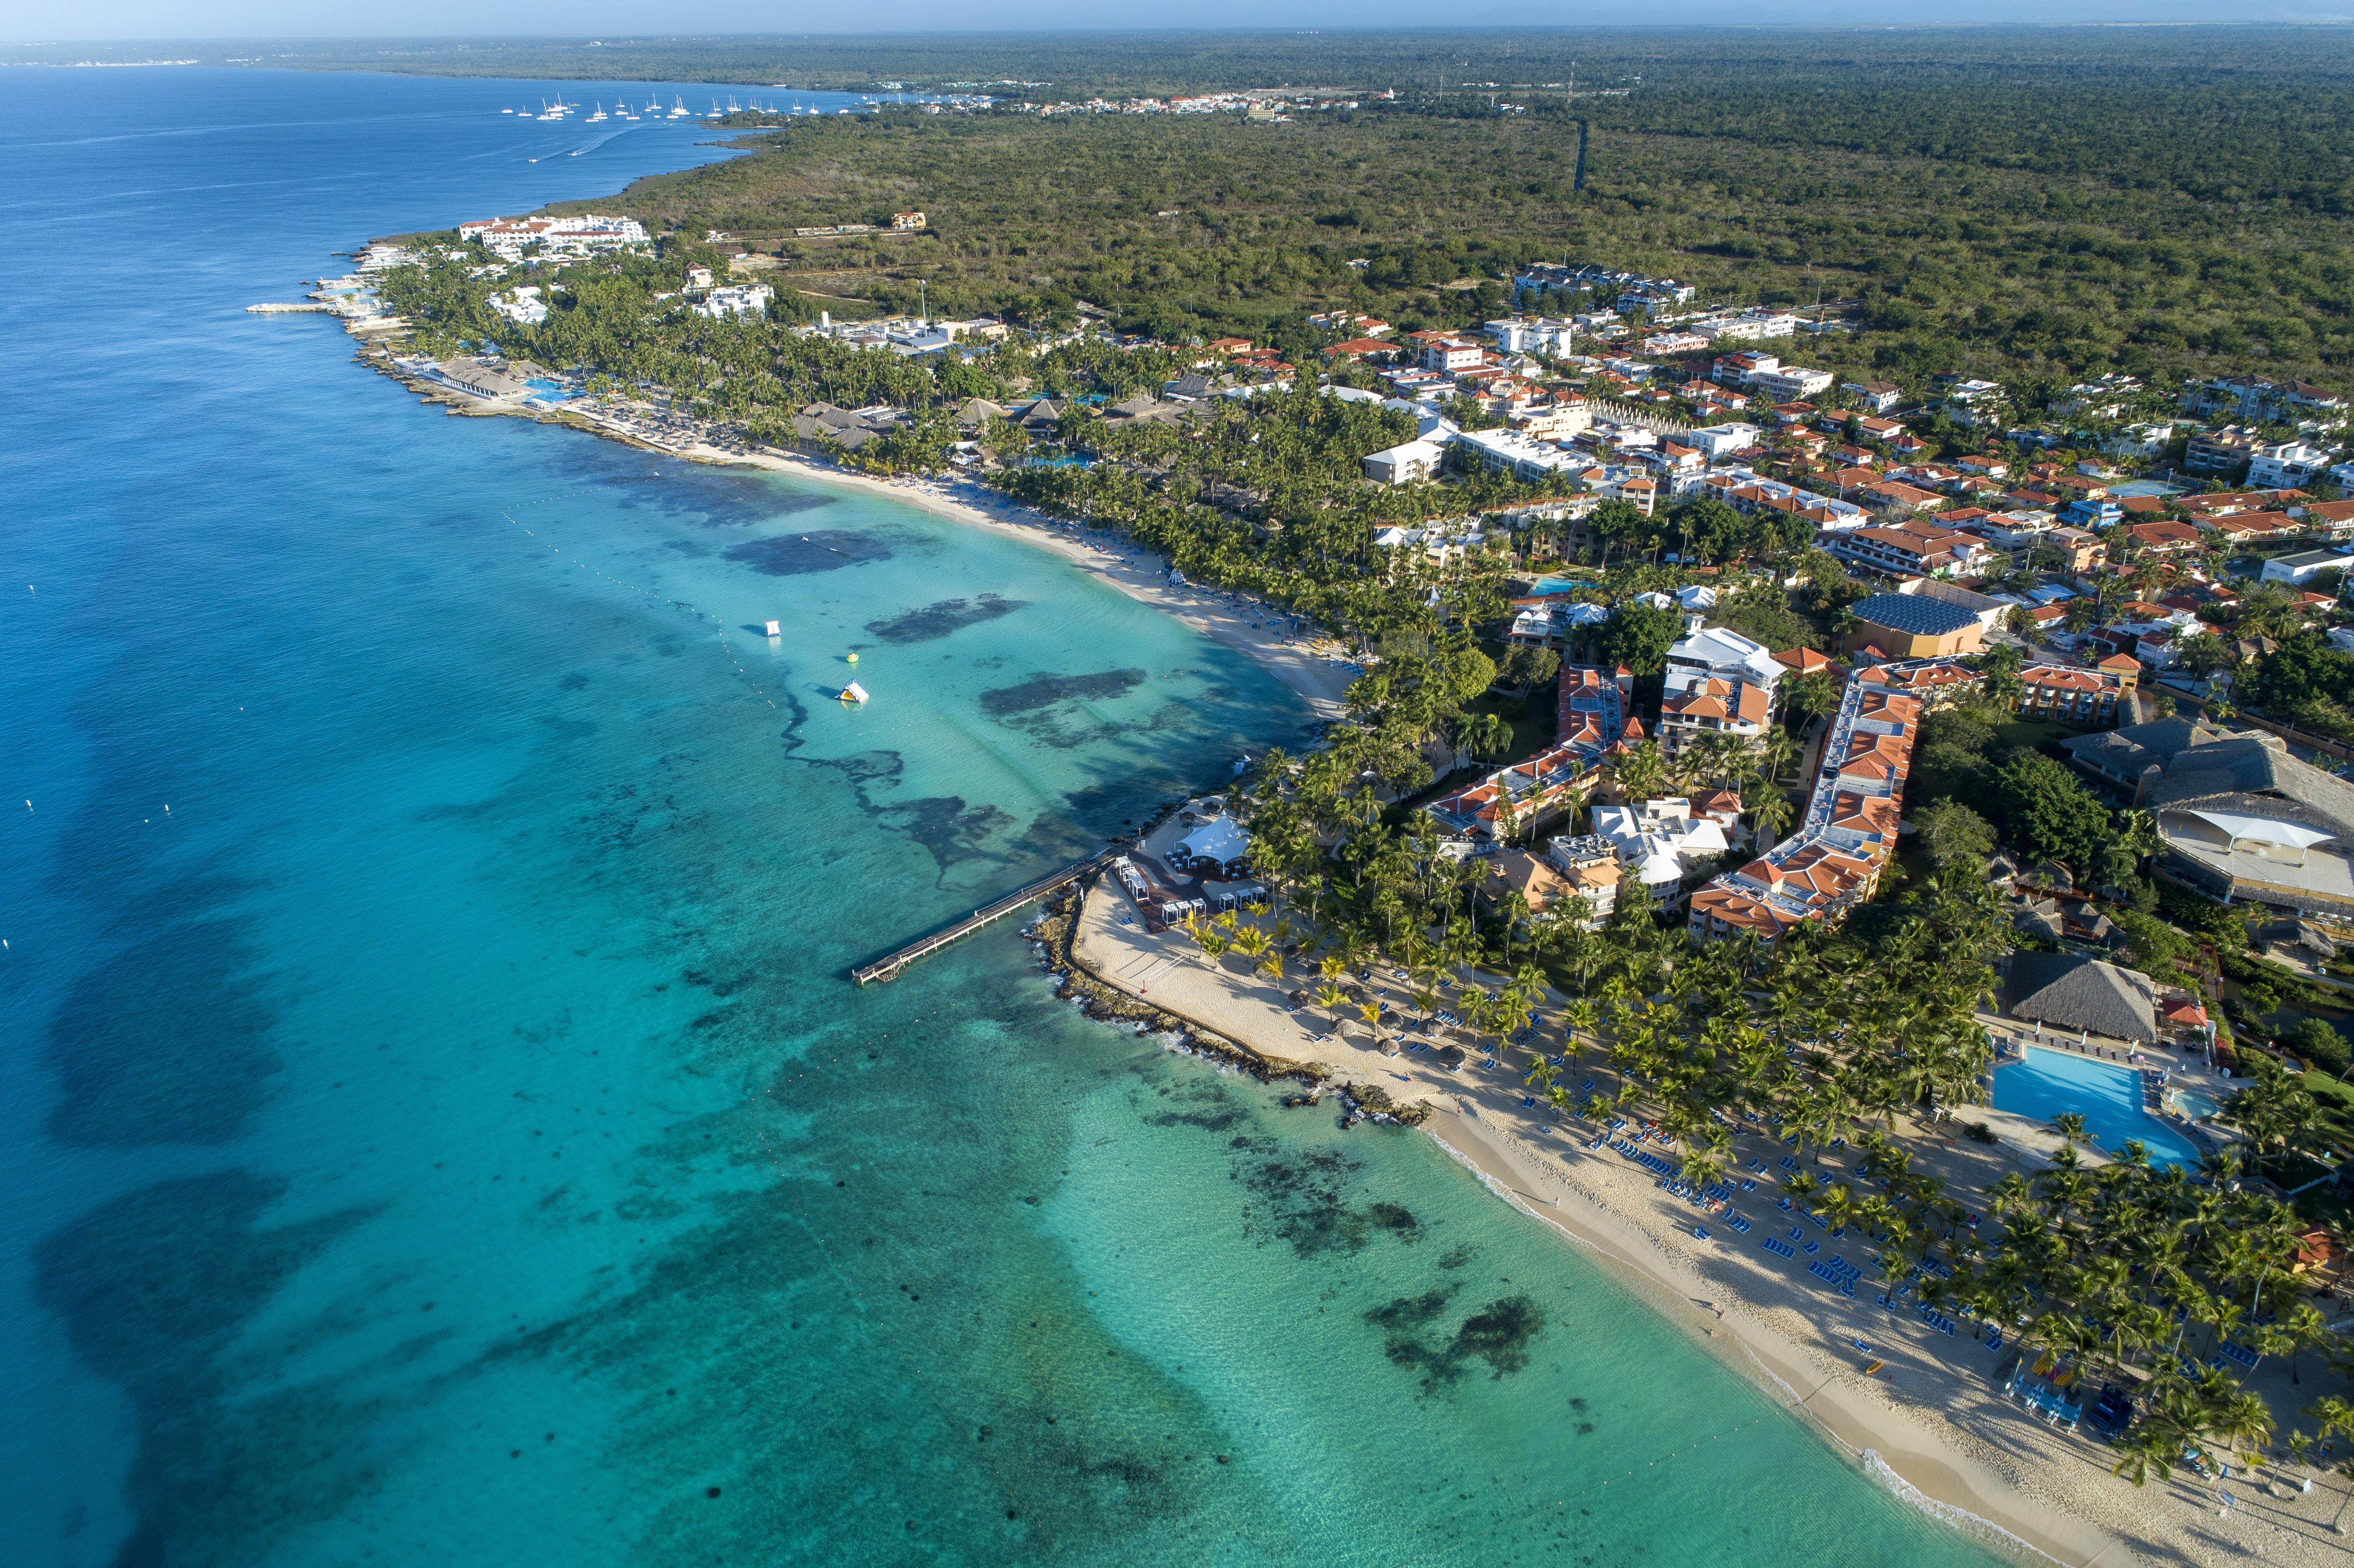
[1026,883,1427,1128]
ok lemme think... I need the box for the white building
[1363,439,1446,484]
[2248,440,2336,491]
[1700,312,1800,342]
[1663,625,1782,698]
[1541,834,1623,926]
[2102,422,2175,458]
[1508,599,1610,648]
[694,283,773,319]
[1748,363,1835,402]
[1685,423,1759,459]
[1420,338,1487,373]
[1592,797,1735,902]
[486,286,548,326]
[459,212,650,262]
[1485,317,1576,355]
[2260,549,2354,588]
[1451,429,1582,484]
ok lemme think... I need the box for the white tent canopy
[1180,816,1249,864]
[2184,809,2336,857]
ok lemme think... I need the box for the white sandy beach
[1068,882,2354,1568]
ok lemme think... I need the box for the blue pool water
[1993,1047,2200,1165]
[0,65,2006,1568]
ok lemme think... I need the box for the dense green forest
[459,26,2354,395]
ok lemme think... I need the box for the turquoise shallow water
[0,65,2007,1566]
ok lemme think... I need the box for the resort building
[1825,520,1992,580]
[1363,439,1445,484]
[1507,598,1610,649]
[2147,733,2354,916]
[2013,659,2139,728]
[1593,797,1734,905]
[1541,835,1624,926]
[2002,952,2160,1046]
[430,359,529,400]
[1479,847,1597,921]
[1657,677,1771,755]
[2060,716,2226,801]
[694,283,773,319]
[1422,666,1633,842]
[1687,666,1940,943]
[459,212,650,261]
[1841,592,1985,659]
[1663,626,1782,700]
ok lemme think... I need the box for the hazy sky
[11,3,2350,43]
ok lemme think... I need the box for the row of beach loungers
[1525,1089,2067,1402]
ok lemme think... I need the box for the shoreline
[690,439,1355,722]
[1063,876,2354,1568]
[389,365,1354,722]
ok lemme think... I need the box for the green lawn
[1991,716,2083,755]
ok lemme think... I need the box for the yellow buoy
[847,652,859,663]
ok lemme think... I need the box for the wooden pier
[851,847,1116,984]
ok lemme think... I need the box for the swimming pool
[2170,1089,2222,1122]
[1992,1046,2201,1166]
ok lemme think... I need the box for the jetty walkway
[851,847,1116,984]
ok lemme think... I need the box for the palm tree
[1613,738,1669,803]
[2301,1395,2354,1533]
[1314,982,1349,1028]
[1457,710,1512,769]
[1749,790,1796,850]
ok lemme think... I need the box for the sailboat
[587,102,607,122]
[669,96,690,118]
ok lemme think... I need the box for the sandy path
[1069,880,2354,1568]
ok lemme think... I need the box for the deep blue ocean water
[0,65,2008,1567]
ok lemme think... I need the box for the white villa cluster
[486,286,548,326]
[1592,793,1742,902]
[459,213,650,262]
[694,283,774,319]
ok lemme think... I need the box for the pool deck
[1972,1009,2233,1168]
